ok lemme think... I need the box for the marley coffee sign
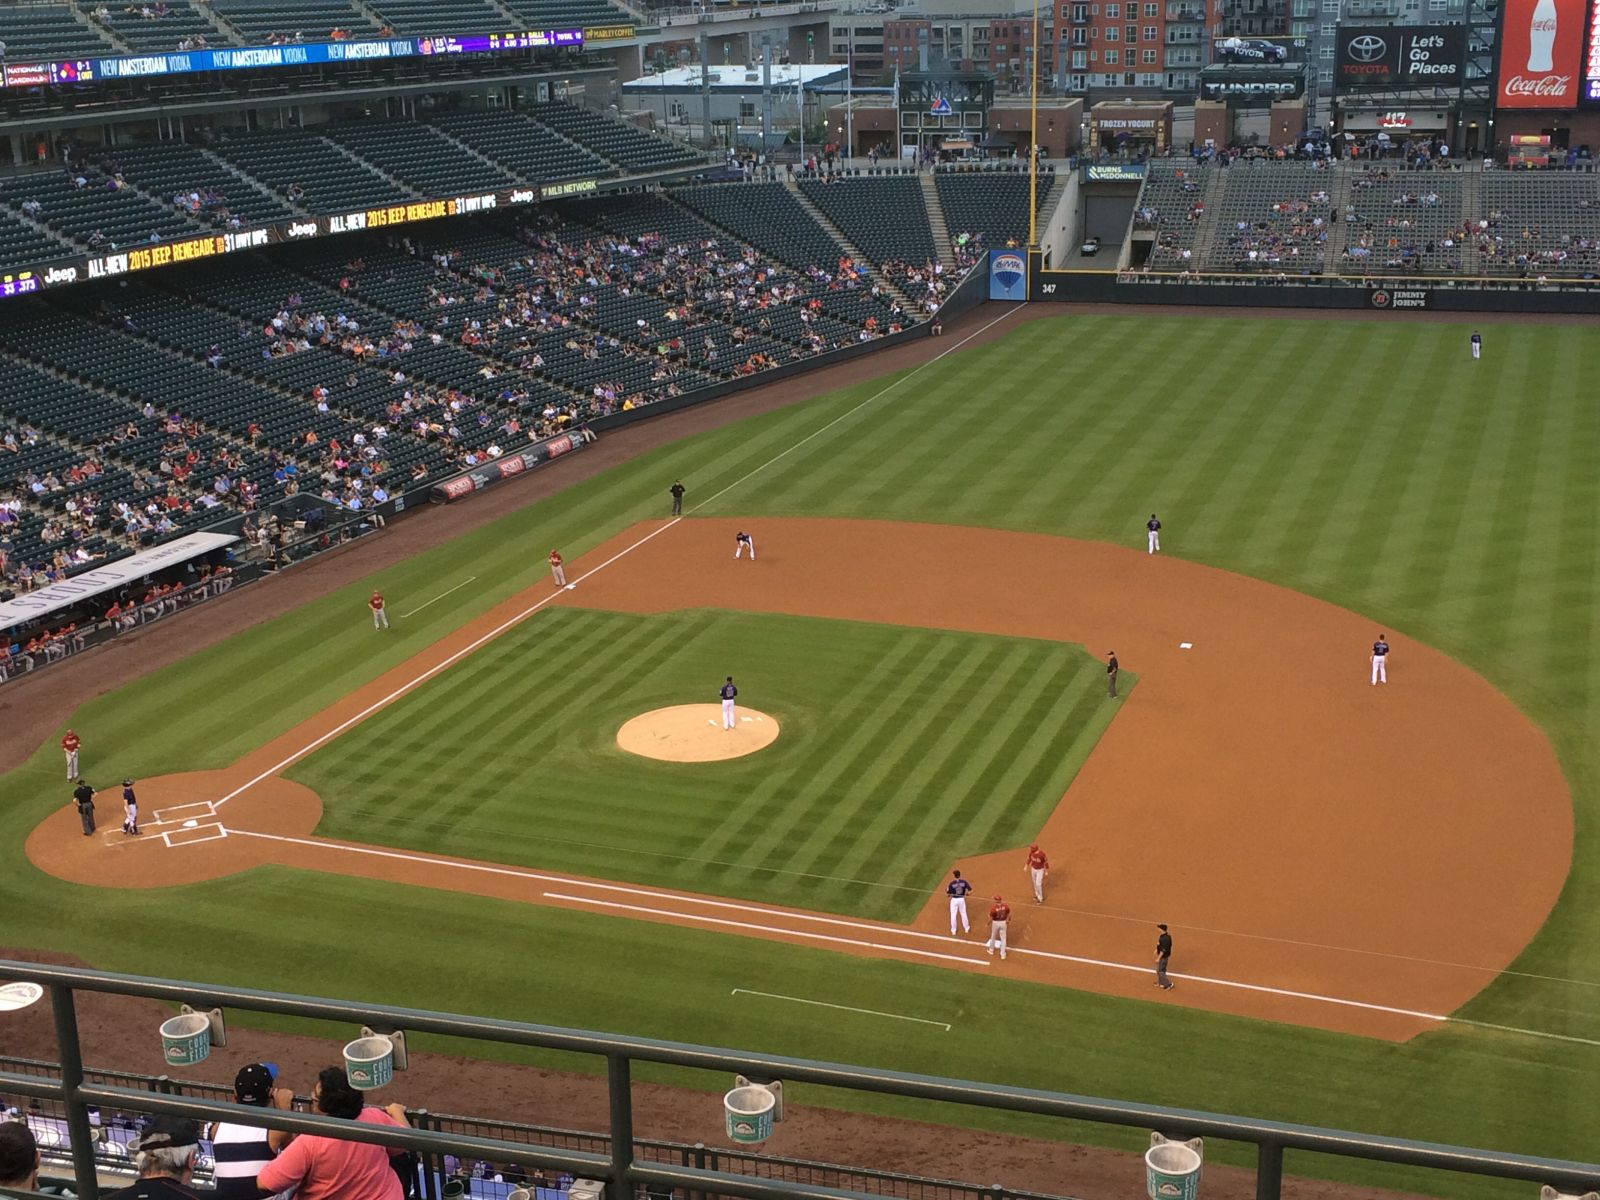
[1335,25,1465,86]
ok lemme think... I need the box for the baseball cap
[134,1115,201,1152]
[234,1063,274,1105]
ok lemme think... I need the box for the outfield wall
[1026,262,1600,315]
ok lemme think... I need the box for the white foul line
[220,826,1600,1044]
[209,520,680,809]
[544,892,990,966]
[731,988,951,1030]
[400,577,478,618]
[690,305,1025,513]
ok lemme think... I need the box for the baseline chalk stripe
[546,892,990,967]
[399,576,478,618]
[730,988,951,1030]
[205,307,1026,815]
[216,826,1600,1043]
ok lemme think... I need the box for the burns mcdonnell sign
[1335,25,1464,86]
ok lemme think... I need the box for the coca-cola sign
[1497,0,1582,107]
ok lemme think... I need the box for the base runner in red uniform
[985,896,1011,960]
[1025,844,1049,902]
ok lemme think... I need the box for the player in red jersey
[1025,844,1049,903]
[985,896,1012,960]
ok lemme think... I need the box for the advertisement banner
[3,30,582,88]
[1199,70,1306,101]
[1584,0,1600,100]
[988,250,1028,302]
[1334,25,1464,87]
[1086,163,1148,182]
[1497,0,1583,107]
[1368,287,1431,310]
[430,433,588,504]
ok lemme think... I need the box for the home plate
[183,819,199,828]
[1179,642,1193,650]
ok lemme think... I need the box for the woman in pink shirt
[257,1067,411,1200]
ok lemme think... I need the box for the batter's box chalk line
[161,823,228,849]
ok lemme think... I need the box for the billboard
[1213,36,1302,63]
[1334,26,1465,87]
[1,30,583,88]
[1199,67,1306,100]
[1497,0,1583,107]
[1585,0,1600,100]
[988,250,1027,302]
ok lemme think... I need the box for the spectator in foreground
[0,1121,42,1194]
[104,1116,203,1200]
[210,1062,296,1200]
[256,1067,410,1200]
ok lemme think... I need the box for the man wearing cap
[548,549,567,588]
[210,1063,296,1200]
[104,1116,203,1200]
[62,729,81,779]
[984,895,1011,960]
[1025,844,1049,903]
[122,779,140,836]
[72,779,96,837]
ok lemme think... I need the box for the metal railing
[1,959,1597,1200]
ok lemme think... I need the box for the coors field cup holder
[722,1084,777,1144]
[1145,1133,1204,1200]
[343,1026,408,1089]
[158,1005,226,1068]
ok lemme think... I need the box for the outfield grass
[289,609,1123,920]
[3,313,1598,1194]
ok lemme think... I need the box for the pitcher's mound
[617,704,780,762]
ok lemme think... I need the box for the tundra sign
[1335,25,1465,86]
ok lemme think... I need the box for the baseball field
[5,308,1599,1197]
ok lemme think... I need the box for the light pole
[1028,0,1040,249]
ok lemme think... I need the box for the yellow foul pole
[1028,0,1040,249]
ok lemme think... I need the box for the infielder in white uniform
[735,530,755,560]
[946,869,973,934]
[720,676,738,728]
[1371,634,1390,685]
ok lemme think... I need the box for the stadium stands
[207,0,379,43]
[89,0,221,51]
[0,169,207,254]
[0,3,114,57]
[799,176,939,268]
[0,205,78,274]
[1205,162,1333,274]
[1338,167,1468,275]
[428,110,614,184]
[365,0,508,34]
[530,102,703,173]
[323,120,516,195]
[216,128,410,212]
[935,168,1056,250]
[1474,173,1600,278]
[498,0,635,26]
[96,143,297,230]
[1132,160,1214,271]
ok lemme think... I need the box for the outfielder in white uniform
[1146,514,1161,554]
[1371,635,1390,685]
[720,677,738,729]
[946,870,973,935]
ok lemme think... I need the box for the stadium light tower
[1027,0,1040,249]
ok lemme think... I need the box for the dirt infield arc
[27,518,1572,1042]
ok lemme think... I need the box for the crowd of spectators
[1221,189,1331,273]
